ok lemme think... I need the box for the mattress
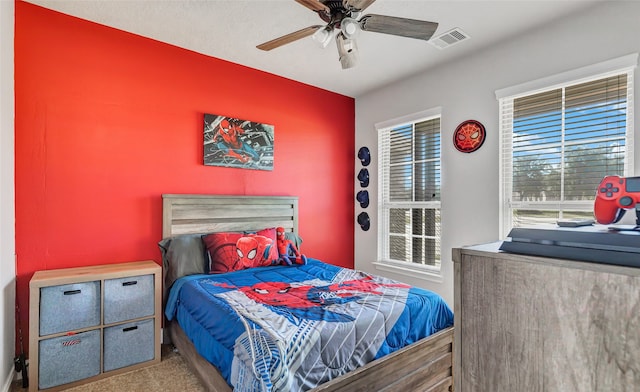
[165,258,453,392]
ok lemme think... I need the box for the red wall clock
[453,120,486,153]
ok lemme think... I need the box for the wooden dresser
[453,242,640,392]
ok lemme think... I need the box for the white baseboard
[1,364,14,392]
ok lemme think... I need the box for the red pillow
[203,228,279,273]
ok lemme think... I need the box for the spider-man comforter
[165,258,453,392]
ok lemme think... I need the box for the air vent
[429,28,469,49]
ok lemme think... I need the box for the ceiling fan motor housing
[318,1,351,24]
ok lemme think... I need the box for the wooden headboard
[162,194,298,238]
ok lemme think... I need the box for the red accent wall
[14,1,354,351]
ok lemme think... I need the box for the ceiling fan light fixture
[312,27,334,48]
[340,17,360,39]
[336,33,359,69]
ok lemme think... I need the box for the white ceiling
[25,0,602,97]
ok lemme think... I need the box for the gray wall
[354,1,640,306]
[0,1,16,390]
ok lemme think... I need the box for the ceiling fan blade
[343,0,377,12]
[295,0,329,12]
[257,25,323,51]
[359,14,439,40]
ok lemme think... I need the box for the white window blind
[378,116,441,270]
[499,70,634,236]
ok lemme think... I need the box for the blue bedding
[165,258,453,392]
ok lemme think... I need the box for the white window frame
[374,107,443,282]
[497,54,638,238]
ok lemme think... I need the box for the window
[377,109,441,274]
[498,57,635,237]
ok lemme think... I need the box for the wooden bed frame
[162,194,454,392]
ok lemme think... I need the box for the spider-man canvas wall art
[204,113,274,170]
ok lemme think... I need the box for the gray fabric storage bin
[38,329,100,389]
[104,274,154,324]
[39,281,101,336]
[103,318,155,372]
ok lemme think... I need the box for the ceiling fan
[256,0,439,69]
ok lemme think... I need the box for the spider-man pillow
[202,228,279,273]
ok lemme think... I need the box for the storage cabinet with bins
[29,261,162,391]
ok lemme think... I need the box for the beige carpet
[11,345,205,392]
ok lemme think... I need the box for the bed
[160,194,454,392]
